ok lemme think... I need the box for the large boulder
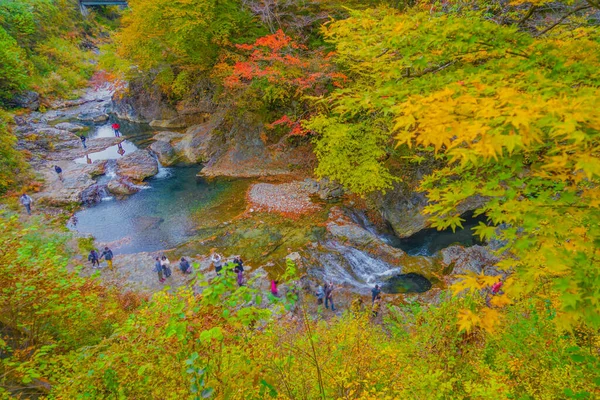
[107,178,141,196]
[371,178,487,238]
[150,140,179,166]
[116,149,159,181]
[302,178,344,201]
[34,161,107,206]
[440,245,501,276]
[174,123,216,163]
[8,91,40,111]
[111,80,178,123]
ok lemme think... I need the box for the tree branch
[536,5,593,37]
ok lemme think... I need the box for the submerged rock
[382,272,432,294]
[116,149,159,181]
[303,178,344,200]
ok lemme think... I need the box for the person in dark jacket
[79,135,87,149]
[233,256,244,273]
[54,165,63,181]
[179,257,191,274]
[155,257,165,283]
[100,246,114,270]
[371,285,381,304]
[88,249,100,267]
[325,281,335,311]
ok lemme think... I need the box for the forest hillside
[0,0,599,399]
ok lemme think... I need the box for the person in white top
[161,255,171,278]
[20,193,33,215]
[211,250,223,275]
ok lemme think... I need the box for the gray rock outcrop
[54,122,86,132]
[116,149,159,181]
[8,91,40,111]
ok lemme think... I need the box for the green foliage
[115,0,265,97]
[0,0,96,102]
[308,6,600,330]
[0,111,28,194]
[0,26,29,102]
[0,213,136,393]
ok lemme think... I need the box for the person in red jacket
[111,122,121,137]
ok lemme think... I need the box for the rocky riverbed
[14,82,502,313]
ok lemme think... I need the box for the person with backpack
[155,257,165,283]
[316,284,325,305]
[88,249,100,268]
[325,281,335,311]
[54,165,63,181]
[161,255,171,278]
[371,284,381,304]
[179,257,192,274]
[112,122,121,137]
[233,256,244,272]
[19,193,33,215]
[99,246,114,270]
[79,134,87,149]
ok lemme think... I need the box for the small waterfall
[105,159,117,179]
[308,241,402,293]
[149,152,173,180]
[80,183,111,204]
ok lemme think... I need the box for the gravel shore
[248,181,320,215]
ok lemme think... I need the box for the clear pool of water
[68,167,234,254]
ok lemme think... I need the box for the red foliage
[224,30,344,138]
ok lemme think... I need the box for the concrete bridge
[79,0,127,15]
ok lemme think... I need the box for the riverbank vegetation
[1,0,599,398]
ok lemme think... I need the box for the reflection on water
[74,141,138,164]
[68,167,233,254]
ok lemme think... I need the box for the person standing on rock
[19,193,33,215]
[88,249,100,268]
[211,250,223,276]
[155,257,165,283]
[79,134,87,149]
[179,257,192,274]
[100,246,114,270]
[112,122,121,137]
[325,281,335,311]
[161,255,172,278]
[54,165,63,182]
[371,284,381,304]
